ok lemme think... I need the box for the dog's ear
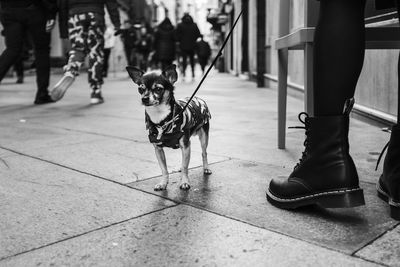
[162,64,178,84]
[126,66,144,85]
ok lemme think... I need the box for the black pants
[0,5,50,96]
[103,48,111,76]
[181,49,195,76]
[124,46,136,66]
[198,57,208,72]
[314,0,400,119]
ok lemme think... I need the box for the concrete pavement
[0,70,399,266]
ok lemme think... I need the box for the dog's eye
[138,85,146,94]
[154,86,163,92]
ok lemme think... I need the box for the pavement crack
[350,221,400,256]
[0,204,179,262]
[0,157,10,169]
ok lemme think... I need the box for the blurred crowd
[0,0,212,105]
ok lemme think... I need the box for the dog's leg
[198,125,212,175]
[179,138,191,190]
[153,145,169,191]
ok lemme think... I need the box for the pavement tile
[356,225,400,267]
[130,159,398,254]
[0,121,105,152]
[3,136,229,184]
[1,205,378,267]
[0,155,175,260]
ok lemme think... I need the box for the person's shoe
[34,94,54,105]
[90,88,104,105]
[50,71,75,102]
[266,99,365,209]
[16,76,24,84]
[376,124,400,220]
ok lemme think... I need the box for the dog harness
[146,97,211,149]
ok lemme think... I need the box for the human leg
[314,0,366,116]
[14,58,24,83]
[103,48,111,77]
[377,0,400,221]
[0,11,24,82]
[267,0,367,209]
[27,7,52,102]
[198,57,207,73]
[188,50,195,78]
[87,12,105,104]
[51,13,88,101]
[181,50,188,77]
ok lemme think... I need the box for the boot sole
[376,183,400,221]
[50,75,75,102]
[266,188,365,209]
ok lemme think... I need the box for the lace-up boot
[267,100,365,209]
[377,124,400,220]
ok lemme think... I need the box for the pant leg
[86,12,105,88]
[313,0,366,116]
[198,57,207,72]
[103,48,111,74]
[26,6,51,95]
[181,50,188,75]
[189,51,195,76]
[0,9,25,82]
[65,14,88,75]
[14,58,24,78]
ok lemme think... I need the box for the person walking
[176,13,201,79]
[0,0,57,104]
[266,0,400,221]
[153,18,176,70]
[195,34,211,75]
[51,0,121,105]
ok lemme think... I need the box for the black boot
[377,124,400,220]
[267,101,365,209]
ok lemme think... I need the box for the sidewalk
[0,70,399,266]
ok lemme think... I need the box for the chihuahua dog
[126,64,212,191]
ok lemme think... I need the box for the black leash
[161,9,244,131]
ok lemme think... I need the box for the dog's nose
[142,97,150,105]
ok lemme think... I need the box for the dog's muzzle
[142,97,150,105]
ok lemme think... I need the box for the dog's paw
[179,182,191,190]
[204,168,212,175]
[154,183,168,191]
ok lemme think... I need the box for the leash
[160,8,244,132]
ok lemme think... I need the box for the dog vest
[146,97,211,149]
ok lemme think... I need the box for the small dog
[126,64,212,191]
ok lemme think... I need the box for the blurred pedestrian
[51,0,121,105]
[195,34,211,74]
[153,18,176,70]
[120,20,137,67]
[0,0,57,104]
[135,26,152,71]
[103,23,116,78]
[176,13,201,79]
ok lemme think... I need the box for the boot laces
[288,112,310,170]
[375,128,392,171]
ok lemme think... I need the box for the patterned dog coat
[146,97,211,149]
